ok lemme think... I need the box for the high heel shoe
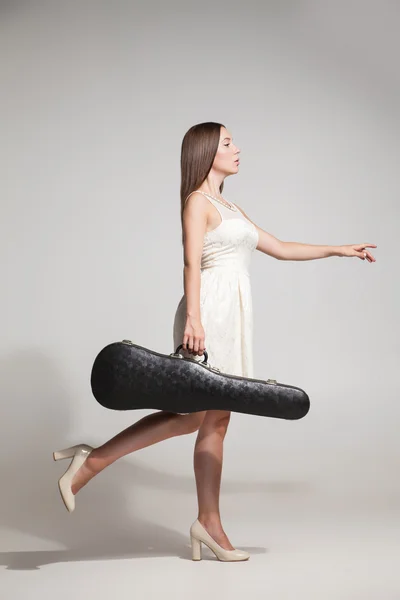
[190,519,250,562]
[53,444,93,512]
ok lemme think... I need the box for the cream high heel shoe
[53,444,93,512]
[190,519,250,562]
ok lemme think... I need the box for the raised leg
[71,410,206,495]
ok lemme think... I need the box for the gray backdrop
[1,0,398,596]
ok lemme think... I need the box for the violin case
[90,340,310,420]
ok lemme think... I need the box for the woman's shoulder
[184,191,211,212]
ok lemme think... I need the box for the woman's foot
[190,519,250,561]
[70,455,98,495]
[53,444,94,512]
[197,518,235,551]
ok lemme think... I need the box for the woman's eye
[224,143,230,147]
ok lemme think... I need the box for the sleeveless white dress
[172,190,259,414]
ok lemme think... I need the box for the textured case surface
[90,340,310,420]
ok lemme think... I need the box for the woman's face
[212,127,241,175]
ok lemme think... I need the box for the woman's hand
[339,243,377,262]
[183,316,206,356]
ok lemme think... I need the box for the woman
[53,121,377,562]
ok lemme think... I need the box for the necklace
[199,190,237,212]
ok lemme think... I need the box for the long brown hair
[180,121,225,245]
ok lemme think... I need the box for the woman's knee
[176,409,231,436]
[199,410,231,434]
[182,410,207,433]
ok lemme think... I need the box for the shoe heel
[53,446,77,461]
[191,535,202,561]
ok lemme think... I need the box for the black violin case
[90,340,310,420]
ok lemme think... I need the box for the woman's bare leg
[193,410,235,551]
[71,410,206,495]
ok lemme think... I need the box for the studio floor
[1,497,399,600]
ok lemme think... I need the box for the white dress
[172,190,259,414]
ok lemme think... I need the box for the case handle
[173,344,208,364]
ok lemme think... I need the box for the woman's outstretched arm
[234,203,377,263]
